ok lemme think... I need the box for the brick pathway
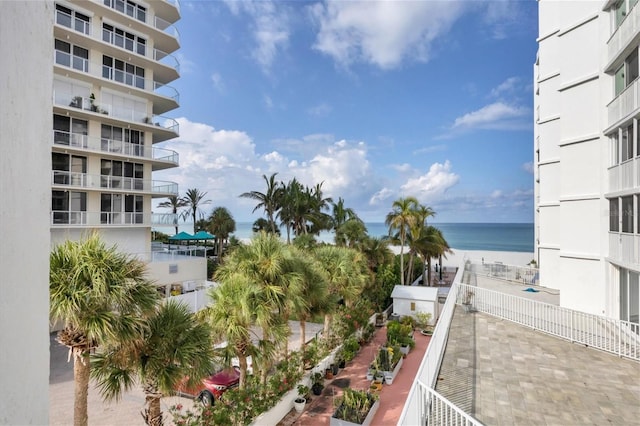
[279,325,431,425]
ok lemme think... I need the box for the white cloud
[369,188,394,205]
[308,102,332,117]
[452,102,530,131]
[522,161,534,174]
[310,0,467,69]
[391,163,412,173]
[264,94,274,110]
[225,0,290,72]
[211,72,224,92]
[489,77,520,98]
[400,161,459,202]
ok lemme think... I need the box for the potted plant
[331,388,380,426]
[375,313,384,327]
[369,379,383,393]
[303,340,319,370]
[416,311,433,335]
[331,363,339,376]
[365,364,375,381]
[311,372,324,396]
[294,384,308,413]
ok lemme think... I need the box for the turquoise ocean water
[230,222,534,253]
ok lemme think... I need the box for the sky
[154,0,539,224]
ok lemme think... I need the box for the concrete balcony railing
[52,130,179,166]
[608,2,640,66]
[52,92,179,136]
[608,157,640,192]
[607,77,640,126]
[609,232,640,265]
[51,171,178,196]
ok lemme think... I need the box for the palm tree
[239,173,282,234]
[313,245,368,340]
[207,206,236,258]
[214,233,300,383]
[339,219,368,248]
[91,301,213,426]
[181,188,211,234]
[406,204,436,284]
[385,196,419,285]
[50,232,158,426]
[415,226,451,286]
[157,195,187,235]
[331,197,362,245]
[359,236,394,273]
[201,276,257,390]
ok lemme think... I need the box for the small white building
[391,286,439,325]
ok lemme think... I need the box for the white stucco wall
[393,298,437,324]
[146,257,207,286]
[0,2,52,424]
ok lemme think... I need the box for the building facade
[535,0,639,324]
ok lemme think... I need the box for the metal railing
[51,211,176,227]
[459,283,640,361]
[52,92,180,135]
[51,171,178,195]
[154,15,180,41]
[52,130,179,165]
[468,262,539,285]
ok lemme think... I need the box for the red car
[176,366,241,406]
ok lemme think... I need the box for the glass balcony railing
[51,211,152,226]
[52,92,180,136]
[55,8,90,35]
[52,130,179,165]
[51,170,178,195]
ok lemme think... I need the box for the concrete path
[436,307,640,425]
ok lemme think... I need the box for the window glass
[616,0,627,28]
[611,132,620,165]
[610,198,620,232]
[622,195,634,233]
[615,65,625,96]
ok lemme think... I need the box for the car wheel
[199,391,214,406]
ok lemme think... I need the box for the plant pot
[331,363,339,375]
[338,359,346,369]
[325,368,334,379]
[384,374,394,385]
[370,380,383,392]
[421,329,433,336]
[312,383,323,396]
[374,373,384,383]
[366,370,374,381]
[293,397,306,413]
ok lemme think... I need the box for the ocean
[229,222,534,253]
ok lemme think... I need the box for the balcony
[607,2,640,68]
[52,92,179,142]
[608,157,640,192]
[609,231,640,265]
[607,77,640,126]
[52,130,179,170]
[51,171,178,197]
[51,211,169,227]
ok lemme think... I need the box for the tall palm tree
[157,195,187,235]
[91,301,213,426]
[181,188,211,234]
[339,219,368,248]
[385,196,419,285]
[406,204,436,284]
[207,206,236,258]
[50,233,158,426]
[415,225,451,286]
[239,173,282,234]
[331,197,362,245]
[359,236,394,273]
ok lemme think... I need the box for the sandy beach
[389,245,534,268]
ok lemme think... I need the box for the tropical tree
[239,173,282,234]
[406,204,436,284]
[213,233,300,383]
[91,301,213,426]
[414,226,451,286]
[385,196,419,285]
[50,233,158,426]
[313,245,368,340]
[181,188,211,234]
[207,206,236,258]
[331,197,362,245]
[339,219,368,248]
[359,236,394,273]
[157,195,187,235]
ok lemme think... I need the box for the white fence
[459,283,640,361]
[468,262,538,285]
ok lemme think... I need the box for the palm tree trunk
[421,256,428,286]
[323,314,332,341]
[73,348,90,426]
[406,252,415,285]
[237,354,248,390]
[144,396,163,426]
[299,319,307,370]
[399,238,405,285]
[427,258,432,287]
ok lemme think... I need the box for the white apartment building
[535,0,639,324]
[51,0,206,289]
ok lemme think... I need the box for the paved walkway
[280,325,431,425]
[436,307,640,425]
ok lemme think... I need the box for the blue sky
[154,0,538,224]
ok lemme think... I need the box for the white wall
[146,257,207,286]
[393,298,436,324]
[0,2,52,423]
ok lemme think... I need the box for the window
[55,4,90,34]
[101,193,143,224]
[620,268,639,324]
[627,49,639,84]
[622,125,634,161]
[52,153,87,186]
[102,55,145,89]
[615,0,627,29]
[101,124,144,155]
[103,0,146,23]
[55,39,88,72]
[101,159,144,190]
[610,198,620,232]
[410,302,416,312]
[102,23,146,56]
[611,132,620,166]
[615,65,626,96]
[52,190,86,224]
[53,115,88,147]
[622,196,634,233]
